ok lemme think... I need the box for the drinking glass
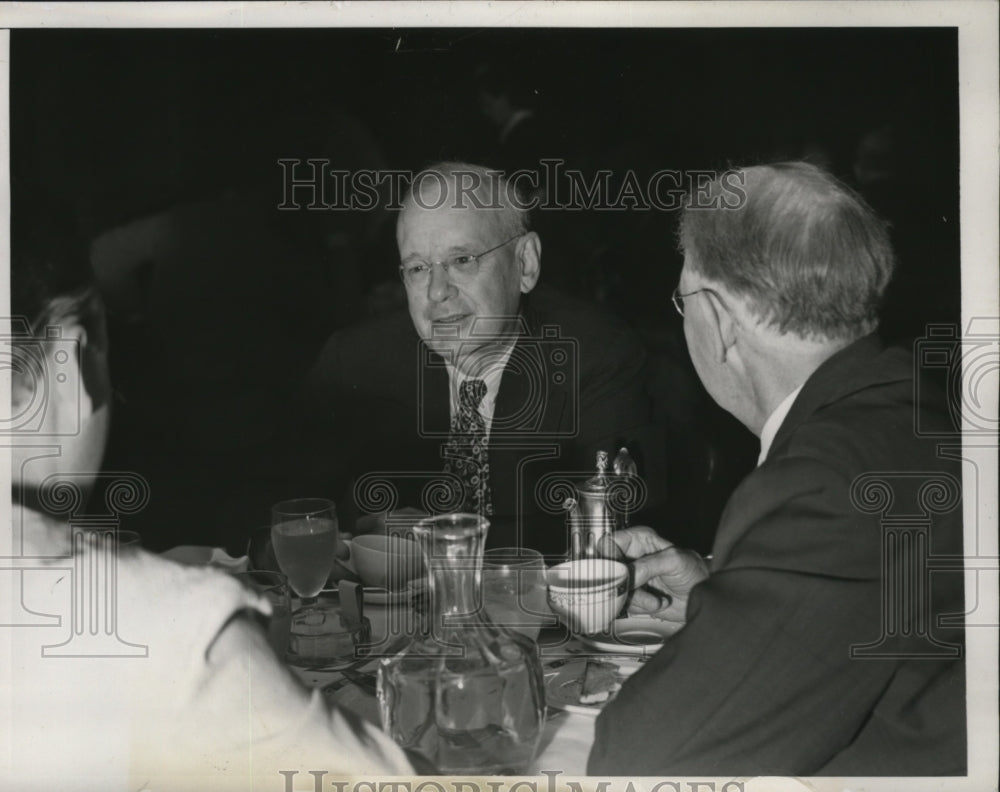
[284,588,371,669]
[233,570,292,656]
[482,548,551,641]
[270,498,338,617]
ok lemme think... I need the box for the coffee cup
[545,558,629,635]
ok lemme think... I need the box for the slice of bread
[579,660,619,704]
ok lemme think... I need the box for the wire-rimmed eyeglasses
[671,286,716,316]
[399,234,522,288]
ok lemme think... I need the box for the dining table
[164,544,649,776]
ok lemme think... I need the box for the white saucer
[543,655,644,715]
[578,616,680,655]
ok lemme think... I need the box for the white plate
[543,655,645,715]
[578,616,680,656]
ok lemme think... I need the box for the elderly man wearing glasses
[589,162,966,777]
[296,162,663,556]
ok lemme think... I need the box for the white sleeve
[5,532,413,792]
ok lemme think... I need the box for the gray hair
[401,161,530,240]
[678,161,895,340]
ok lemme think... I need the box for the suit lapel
[492,298,569,436]
[418,348,452,438]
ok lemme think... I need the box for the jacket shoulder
[778,342,953,476]
[307,311,420,395]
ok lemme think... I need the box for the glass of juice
[270,498,339,622]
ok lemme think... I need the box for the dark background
[11,27,961,552]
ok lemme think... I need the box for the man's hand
[603,526,710,625]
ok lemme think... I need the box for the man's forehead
[398,199,496,247]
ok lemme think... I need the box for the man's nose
[427,262,455,302]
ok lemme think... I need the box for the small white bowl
[349,534,424,591]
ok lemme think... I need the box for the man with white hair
[302,162,662,555]
[589,162,966,776]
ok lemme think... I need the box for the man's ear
[46,322,110,435]
[9,324,91,436]
[55,324,97,435]
[705,291,739,364]
[516,232,541,293]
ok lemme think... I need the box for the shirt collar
[757,385,803,466]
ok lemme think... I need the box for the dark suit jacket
[589,335,966,776]
[297,286,663,558]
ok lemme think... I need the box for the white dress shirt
[757,385,804,466]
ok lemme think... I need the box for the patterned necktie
[444,378,493,517]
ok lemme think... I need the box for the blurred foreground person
[2,199,413,790]
[589,163,965,775]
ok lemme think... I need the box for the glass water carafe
[377,513,546,774]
